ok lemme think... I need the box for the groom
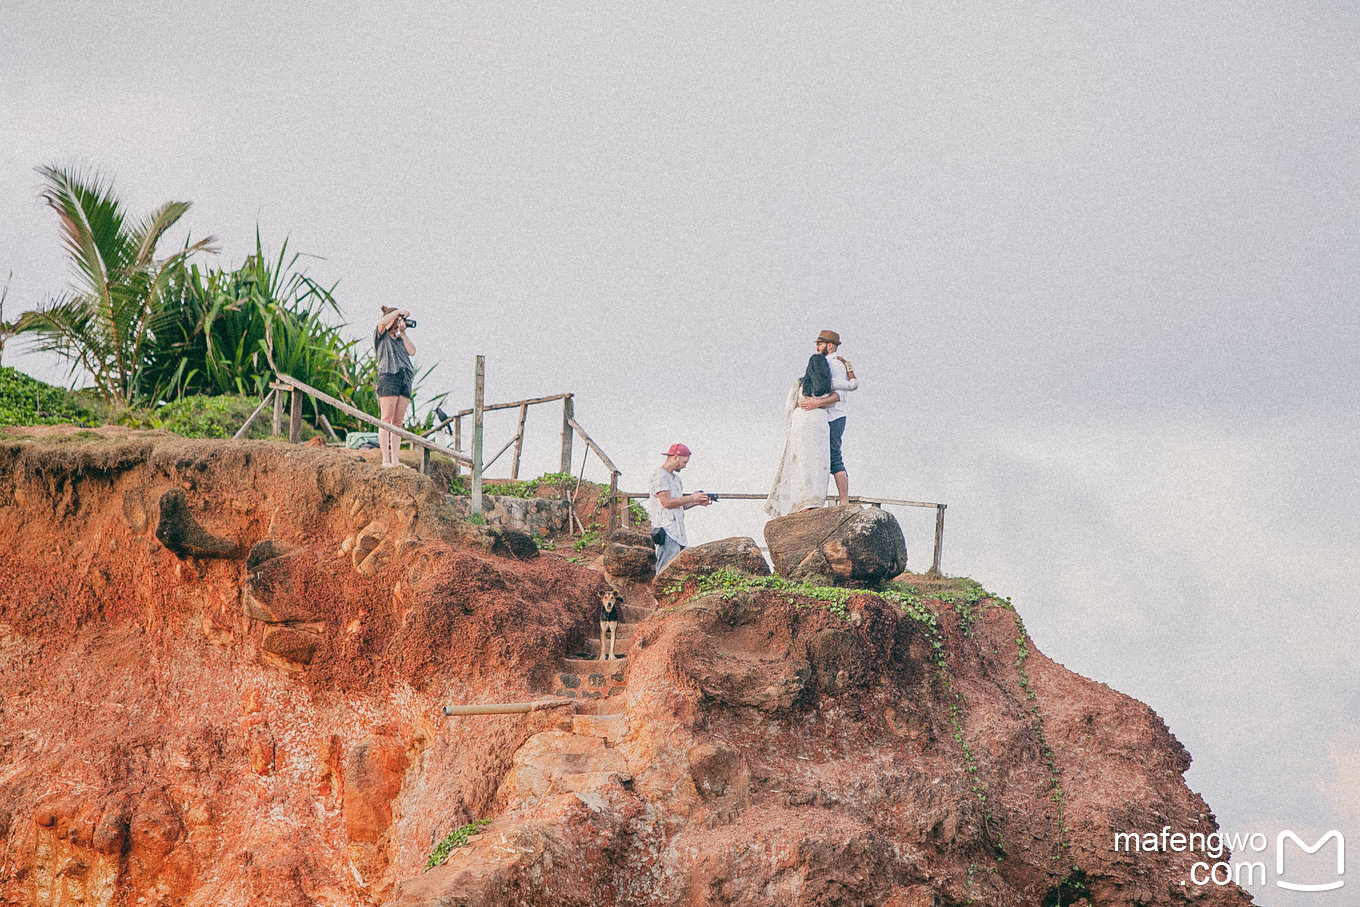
[799,329,858,506]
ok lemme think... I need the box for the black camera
[402,317,417,329]
[698,491,718,502]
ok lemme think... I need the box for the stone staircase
[551,606,643,703]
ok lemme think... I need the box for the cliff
[0,430,1250,906]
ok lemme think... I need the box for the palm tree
[0,273,17,366]
[17,164,217,405]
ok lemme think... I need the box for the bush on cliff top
[0,366,98,426]
[141,394,275,439]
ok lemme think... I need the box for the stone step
[561,657,627,674]
[582,636,634,658]
[570,713,627,744]
[553,662,627,700]
[572,696,626,716]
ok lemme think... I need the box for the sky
[4,3,1358,900]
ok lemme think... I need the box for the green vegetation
[16,165,217,406]
[1000,597,1069,865]
[659,570,1004,844]
[573,528,603,550]
[10,165,414,435]
[481,479,535,498]
[0,366,98,426]
[0,274,19,366]
[662,568,863,621]
[143,232,385,430]
[424,819,491,871]
[143,394,275,439]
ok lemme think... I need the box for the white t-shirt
[825,353,855,421]
[649,466,686,546]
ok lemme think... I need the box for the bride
[764,353,837,517]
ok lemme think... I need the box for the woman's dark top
[801,353,832,398]
[374,328,414,377]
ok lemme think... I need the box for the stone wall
[444,494,569,537]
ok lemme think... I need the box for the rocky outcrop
[653,535,771,589]
[603,529,656,579]
[764,505,907,584]
[0,432,1250,907]
[155,487,240,558]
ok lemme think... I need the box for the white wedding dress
[764,381,830,518]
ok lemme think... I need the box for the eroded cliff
[0,431,1250,906]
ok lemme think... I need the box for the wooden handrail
[447,392,574,420]
[565,417,620,475]
[272,373,473,467]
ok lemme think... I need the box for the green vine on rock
[998,597,1070,878]
[424,819,492,871]
[661,569,861,621]
[661,571,1000,839]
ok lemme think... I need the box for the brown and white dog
[598,589,623,660]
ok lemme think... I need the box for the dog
[598,589,623,660]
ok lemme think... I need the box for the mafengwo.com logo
[1113,827,1344,892]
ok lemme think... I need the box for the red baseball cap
[662,443,692,457]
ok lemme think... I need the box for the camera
[698,491,718,502]
[402,317,417,329]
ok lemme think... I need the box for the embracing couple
[764,329,859,518]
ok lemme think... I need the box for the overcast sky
[5,3,1358,900]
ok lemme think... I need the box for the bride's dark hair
[801,354,832,398]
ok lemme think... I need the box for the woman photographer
[374,306,416,467]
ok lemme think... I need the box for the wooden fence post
[471,356,485,517]
[272,386,285,437]
[453,416,462,477]
[930,504,946,577]
[559,396,574,475]
[607,471,620,533]
[289,387,303,443]
[511,402,528,480]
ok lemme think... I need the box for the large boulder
[763,506,906,585]
[653,536,771,589]
[603,529,656,580]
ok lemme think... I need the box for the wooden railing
[619,491,948,576]
[239,367,946,571]
[237,373,472,474]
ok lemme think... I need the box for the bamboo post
[930,504,946,577]
[471,356,485,517]
[317,413,339,442]
[442,699,574,716]
[421,446,431,475]
[289,387,303,443]
[559,396,574,475]
[511,403,528,480]
[234,389,276,440]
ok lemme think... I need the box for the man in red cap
[649,443,712,571]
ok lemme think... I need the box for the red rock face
[0,435,1250,906]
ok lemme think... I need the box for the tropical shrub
[142,232,381,431]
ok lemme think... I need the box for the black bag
[650,527,666,546]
